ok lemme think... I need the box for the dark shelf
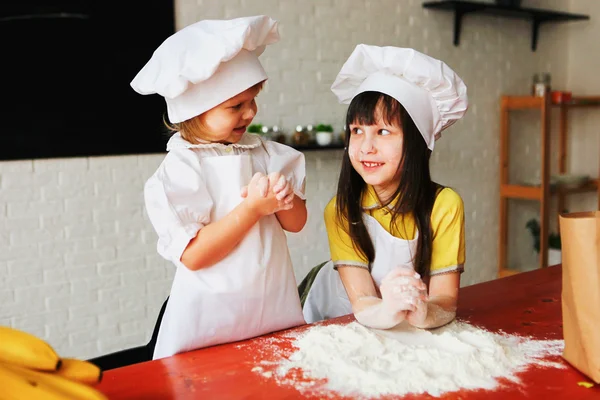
[288,143,345,151]
[422,1,590,51]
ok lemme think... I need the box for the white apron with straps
[303,213,418,323]
[153,152,305,359]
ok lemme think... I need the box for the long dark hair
[335,91,439,277]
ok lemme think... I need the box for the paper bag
[559,211,600,383]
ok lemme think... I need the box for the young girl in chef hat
[302,45,468,330]
[131,15,307,359]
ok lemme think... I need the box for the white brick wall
[1,0,597,359]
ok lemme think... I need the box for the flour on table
[251,320,565,398]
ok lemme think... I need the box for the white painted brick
[1,188,43,202]
[39,239,94,258]
[117,242,157,259]
[0,244,40,262]
[7,200,65,219]
[89,155,138,169]
[13,310,69,333]
[70,275,121,301]
[121,268,165,287]
[47,316,97,335]
[1,172,34,190]
[42,269,68,285]
[65,343,100,359]
[94,207,144,225]
[98,309,145,331]
[0,229,8,248]
[64,197,116,214]
[0,298,47,319]
[0,160,33,173]
[66,265,101,280]
[70,327,113,347]
[10,229,65,247]
[141,229,159,245]
[98,286,144,304]
[42,183,95,200]
[94,232,140,251]
[8,256,64,276]
[98,259,130,276]
[15,283,71,302]
[98,333,147,354]
[84,168,113,183]
[64,248,115,266]
[115,192,144,208]
[4,272,45,287]
[115,218,147,235]
[0,290,15,304]
[93,180,139,196]
[147,280,173,296]
[69,299,120,321]
[65,221,117,240]
[118,320,145,335]
[58,170,97,188]
[34,158,88,172]
[44,331,71,353]
[145,255,170,270]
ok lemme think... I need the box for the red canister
[552,91,572,104]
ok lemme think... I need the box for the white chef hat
[331,45,468,150]
[130,15,279,123]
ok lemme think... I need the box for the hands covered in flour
[241,172,295,216]
[380,265,428,325]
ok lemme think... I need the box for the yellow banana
[1,362,108,400]
[0,363,72,400]
[0,326,61,371]
[54,357,103,385]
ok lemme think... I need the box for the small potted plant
[526,218,562,265]
[247,124,263,135]
[314,124,334,146]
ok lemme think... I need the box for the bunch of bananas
[0,326,107,400]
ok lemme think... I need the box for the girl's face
[193,84,261,144]
[348,110,404,202]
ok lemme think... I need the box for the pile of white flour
[252,320,564,398]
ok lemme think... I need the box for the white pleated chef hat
[130,15,279,123]
[331,45,468,150]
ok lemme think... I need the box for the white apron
[153,153,305,359]
[303,213,418,323]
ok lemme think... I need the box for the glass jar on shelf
[532,73,551,97]
[260,125,274,141]
[305,124,316,144]
[292,125,310,146]
[271,125,287,144]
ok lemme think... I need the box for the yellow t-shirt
[324,186,465,275]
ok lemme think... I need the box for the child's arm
[275,197,307,233]
[253,172,307,233]
[405,189,464,329]
[181,172,282,271]
[405,272,459,329]
[338,265,427,330]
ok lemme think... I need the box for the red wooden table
[96,265,599,399]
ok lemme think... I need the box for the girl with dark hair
[301,45,468,330]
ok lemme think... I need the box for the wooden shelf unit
[498,94,600,278]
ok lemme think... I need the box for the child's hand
[268,172,295,209]
[379,266,427,319]
[243,172,292,216]
[406,297,429,327]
